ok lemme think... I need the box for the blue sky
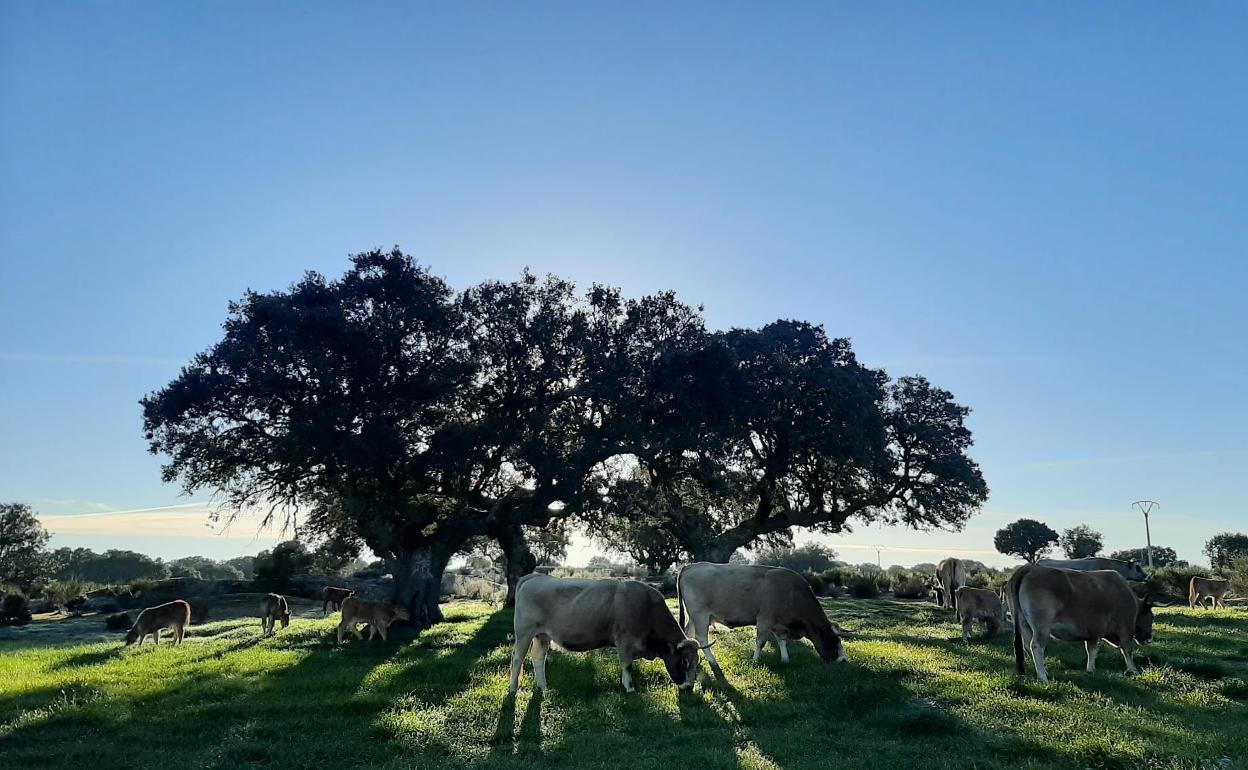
[2,3,1245,566]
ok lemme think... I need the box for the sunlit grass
[1,599,1244,769]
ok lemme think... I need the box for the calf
[509,573,704,693]
[260,593,291,637]
[336,597,410,642]
[1010,564,1155,682]
[1189,576,1230,609]
[677,562,844,677]
[126,599,191,646]
[322,586,356,614]
[954,586,1004,641]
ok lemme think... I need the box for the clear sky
[2,3,1245,568]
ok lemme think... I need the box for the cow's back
[680,563,769,626]
[515,574,621,651]
[1018,565,1136,638]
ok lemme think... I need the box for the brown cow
[509,573,705,693]
[1010,564,1155,682]
[1189,576,1230,609]
[260,593,291,637]
[336,597,410,642]
[954,586,1004,641]
[322,586,356,614]
[677,562,845,677]
[125,599,191,646]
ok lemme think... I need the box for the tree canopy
[142,249,988,626]
[0,503,49,591]
[994,518,1059,563]
[1059,525,1103,559]
[1107,546,1183,568]
[1204,532,1248,570]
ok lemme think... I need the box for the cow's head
[809,622,847,663]
[280,607,291,629]
[124,627,140,646]
[387,606,412,627]
[662,639,704,689]
[1133,597,1156,645]
[1124,561,1148,582]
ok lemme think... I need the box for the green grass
[1,599,1244,769]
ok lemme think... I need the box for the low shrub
[1146,566,1211,599]
[189,601,212,624]
[965,571,990,589]
[105,612,133,631]
[846,574,879,599]
[803,571,826,596]
[892,575,930,599]
[1,593,31,624]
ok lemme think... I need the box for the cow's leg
[378,623,389,641]
[176,625,185,645]
[1085,640,1100,672]
[509,631,535,693]
[776,636,790,664]
[337,619,351,643]
[1118,640,1139,675]
[752,625,769,663]
[961,616,973,642]
[152,629,160,645]
[693,615,723,677]
[1022,615,1049,682]
[619,650,636,693]
[532,636,551,691]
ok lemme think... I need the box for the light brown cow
[509,573,705,693]
[125,599,191,646]
[677,562,845,677]
[1189,576,1230,609]
[260,593,291,637]
[934,558,967,610]
[954,586,1004,641]
[336,597,410,643]
[322,586,356,614]
[1010,564,1155,682]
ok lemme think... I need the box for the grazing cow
[509,573,705,693]
[260,593,291,637]
[125,599,191,646]
[954,586,1005,641]
[1189,576,1230,609]
[1010,564,1155,682]
[934,558,967,610]
[677,562,845,677]
[336,597,410,643]
[322,586,356,614]
[1037,557,1147,582]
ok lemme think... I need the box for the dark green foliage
[53,549,167,584]
[1107,546,1184,567]
[104,612,132,631]
[1,593,30,623]
[167,556,244,581]
[993,518,1059,563]
[253,541,313,589]
[754,543,839,573]
[802,571,826,595]
[846,573,880,598]
[1145,565,1211,599]
[1204,532,1248,570]
[1058,524,1103,559]
[890,574,930,599]
[0,503,50,592]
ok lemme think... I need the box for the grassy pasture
[1,599,1244,770]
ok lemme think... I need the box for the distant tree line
[991,517,1239,570]
[140,249,990,627]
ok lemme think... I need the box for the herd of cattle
[118,559,1235,690]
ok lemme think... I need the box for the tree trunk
[389,546,448,630]
[497,525,537,608]
[689,539,739,564]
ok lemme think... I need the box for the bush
[1145,566,1211,599]
[819,567,851,590]
[892,574,930,599]
[846,574,879,599]
[803,571,826,596]
[1,593,31,623]
[40,579,102,606]
[189,601,211,624]
[105,612,132,630]
[1229,557,1248,598]
[965,571,990,589]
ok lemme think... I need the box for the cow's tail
[1188,578,1197,609]
[1009,567,1027,676]
[676,565,687,633]
[181,599,192,628]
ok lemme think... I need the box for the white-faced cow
[676,562,845,677]
[934,558,967,610]
[1010,564,1156,682]
[954,586,1005,641]
[509,573,705,693]
[1189,576,1230,609]
[1037,557,1147,582]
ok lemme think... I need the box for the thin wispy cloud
[0,352,185,367]
[39,503,286,542]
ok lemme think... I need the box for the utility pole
[1132,501,1159,568]
[874,545,882,569]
